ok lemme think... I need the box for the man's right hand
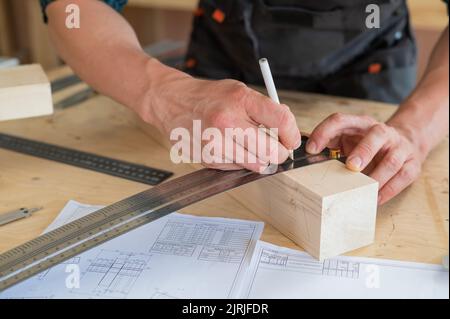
[137,59,301,172]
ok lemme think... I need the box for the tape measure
[0,133,173,186]
[0,136,340,291]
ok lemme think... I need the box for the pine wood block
[229,161,379,260]
[0,64,53,121]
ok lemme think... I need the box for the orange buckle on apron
[368,63,382,74]
[212,9,226,23]
[185,58,197,68]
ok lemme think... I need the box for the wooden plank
[229,161,378,260]
[0,64,53,121]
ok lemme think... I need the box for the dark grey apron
[184,0,417,103]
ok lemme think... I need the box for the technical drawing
[150,289,179,299]
[1,202,264,299]
[199,247,245,263]
[259,249,360,279]
[151,218,257,265]
[37,257,81,280]
[151,242,196,257]
[322,259,360,279]
[260,250,288,266]
[70,249,151,298]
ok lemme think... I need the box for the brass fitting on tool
[329,149,341,159]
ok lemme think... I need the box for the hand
[306,113,426,205]
[137,60,301,172]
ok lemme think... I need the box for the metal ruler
[54,87,95,109]
[0,136,340,291]
[0,133,173,186]
[50,74,81,93]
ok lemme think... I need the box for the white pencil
[259,58,294,160]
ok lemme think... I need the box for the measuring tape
[0,136,341,291]
[0,133,173,186]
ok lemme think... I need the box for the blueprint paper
[0,201,263,299]
[1,202,447,299]
[239,241,449,299]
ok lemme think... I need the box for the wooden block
[229,161,378,260]
[134,113,379,260]
[0,64,53,122]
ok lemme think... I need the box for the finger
[200,143,242,170]
[306,113,376,154]
[369,146,408,188]
[211,121,290,165]
[200,131,267,171]
[324,136,342,150]
[201,125,276,172]
[258,127,291,164]
[231,120,290,164]
[223,134,270,173]
[378,160,421,205]
[345,124,392,172]
[245,92,301,150]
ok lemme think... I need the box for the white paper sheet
[1,201,447,299]
[0,201,263,299]
[239,241,449,299]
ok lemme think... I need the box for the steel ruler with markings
[0,132,173,186]
[0,136,342,291]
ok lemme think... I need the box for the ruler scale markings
[0,133,173,186]
[50,74,82,92]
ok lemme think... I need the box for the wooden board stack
[0,64,53,122]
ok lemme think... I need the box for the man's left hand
[306,113,426,205]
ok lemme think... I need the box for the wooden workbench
[0,67,448,266]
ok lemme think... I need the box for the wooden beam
[0,64,53,121]
[229,161,378,260]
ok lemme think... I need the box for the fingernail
[259,163,277,175]
[294,138,302,150]
[306,141,317,154]
[347,156,362,171]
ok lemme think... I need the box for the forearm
[46,0,180,122]
[388,26,449,157]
